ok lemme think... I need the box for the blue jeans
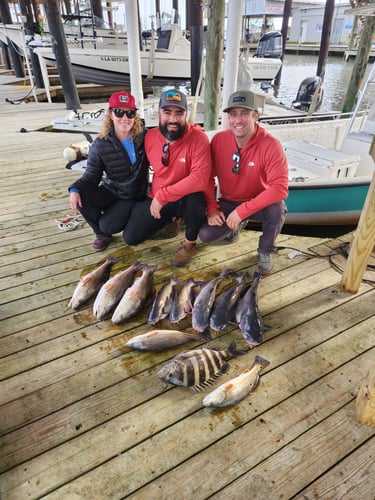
[199,199,287,254]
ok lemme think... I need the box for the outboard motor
[291,76,323,112]
[254,31,282,59]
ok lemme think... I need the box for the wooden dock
[0,80,375,499]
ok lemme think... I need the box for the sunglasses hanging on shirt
[232,151,241,174]
[112,108,136,119]
[161,143,170,166]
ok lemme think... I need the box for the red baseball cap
[108,91,138,110]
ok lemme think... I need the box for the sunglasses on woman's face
[112,108,136,119]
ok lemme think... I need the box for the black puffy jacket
[69,126,149,200]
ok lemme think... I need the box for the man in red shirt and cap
[199,90,289,274]
[124,89,212,267]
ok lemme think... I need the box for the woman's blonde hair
[98,109,144,141]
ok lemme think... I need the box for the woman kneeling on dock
[68,91,149,251]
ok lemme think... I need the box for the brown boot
[172,241,197,267]
[153,218,182,239]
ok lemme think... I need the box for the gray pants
[199,198,287,254]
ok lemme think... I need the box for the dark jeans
[199,198,287,254]
[123,192,206,246]
[79,185,139,238]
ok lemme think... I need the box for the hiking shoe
[154,218,182,239]
[224,220,248,243]
[172,242,197,267]
[258,251,273,274]
[92,237,112,251]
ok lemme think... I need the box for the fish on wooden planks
[68,256,118,310]
[192,268,234,332]
[235,272,265,347]
[202,355,270,407]
[126,327,212,351]
[93,260,142,320]
[209,271,249,332]
[169,278,202,323]
[147,276,180,325]
[111,263,157,324]
[157,340,249,392]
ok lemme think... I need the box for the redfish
[68,256,118,310]
[111,264,157,324]
[93,260,141,320]
[127,328,212,351]
[202,355,270,407]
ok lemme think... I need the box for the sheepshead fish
[127,328,212,351]
[192,268,233,332]
[93,260,141,320]
[111,264,157,324]
[235,272,264,347]
[169,278,201,323]
[209,271,249,332]
[147,276,180,325]
[202,355,270,407]
[157,340,248,392]
[68,256,118,310]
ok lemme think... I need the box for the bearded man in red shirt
[199,90,289,274]
[124,89,212,266]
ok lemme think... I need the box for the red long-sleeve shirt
[207,125,289,220]
[145,123,212,206]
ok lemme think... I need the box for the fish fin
[228,340,250,356]
[198,328,212,343]
[191,368,227,393]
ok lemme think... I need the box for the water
[153,53,375,114]
[252,53,375,112]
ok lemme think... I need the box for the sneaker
[258,251,273,274]
[224,220,248,243]
[172,242,197,267]
[154,218,182,239]
[92,237,112,251]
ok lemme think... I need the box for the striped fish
[157,341,248,392]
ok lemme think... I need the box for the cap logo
[119,95,129,103]
[164,91,182,103]
[232,96,246,104]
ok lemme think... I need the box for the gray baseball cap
[159,89,187,111]
[223,90,260,113]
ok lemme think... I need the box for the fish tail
[228,340,250,356]
[254,355,270,368]
[200,328,212,343]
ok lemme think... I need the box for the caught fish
[235,272,264,347]
[157,340,248,392]
[147,276,180,325]
[169,278,201,323]
[202,355,270,407]
[111,264,157,324]
[192,268,233,332]
[68,256,118,310]
[93,260,141,320]
[209,271,249,331]
[127,327,212,351]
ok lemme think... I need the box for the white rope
[55,215,85,231]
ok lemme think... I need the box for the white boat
[31,23,281,85]
[269,64,375,225]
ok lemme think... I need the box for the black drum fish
[157,340,248,392]
[235,272,264,347]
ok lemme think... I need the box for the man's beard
[159,122,186,141]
